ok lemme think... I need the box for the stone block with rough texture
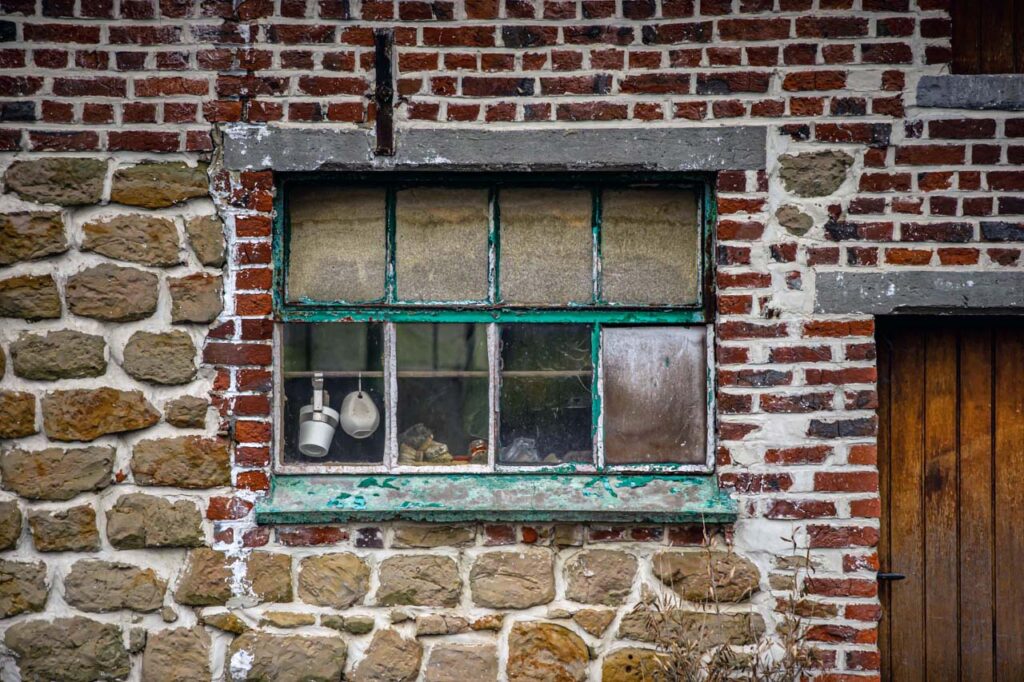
[82,215,181,266]
[42,388,159,442]
[130,436,230,488]
[4,158,106,205]
[377,555,461,607]
[168,272,223,323]
[174,548,232,606]
[0,274,61,320]
[122,330,197,385]
[106,493,204,549]
[0,390,36,438]
[0,501,22,550]
[0,446,113,500]
[28,504,99,552]
[651,551,761,603]
[66,264,159,322]
[11,330,106,380]
[185,215,226,267]
[0,211,67,265]
[0,559,48,618]
[111,162,209,209]
[200,611,248,634]
[392,524,475,548]
[63,559,166,612]
[507,622,590,682]
[602,647,670,682]
[424,644,498,682]
[350,629,422,682]
[226,631,347,682]
[618,606,765,647]
[141,626,211,682]
[470,549,555,609]
[573,608,616,637]
[778,151,854,197]
[297,552,369,608]
[164,395,208,428]
[5,617,129,682]
[246,551,293,603]
[565,549,638,606]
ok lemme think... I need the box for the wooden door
[878,318,1024,681]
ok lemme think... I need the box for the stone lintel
[222,125,767,172]
[917,75,1024,111]
[815,271,1024,315]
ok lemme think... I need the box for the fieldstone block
[130,436,230,488]
[618,606,764,646]
[0,211,68,265]
[43,388,159,442]
[778,150,854,197]
[168,272,222,323]
[110,162,209,209]
[200,611,248,634]
[64,559,166,612]
[174,548,232,606]
[377,555,461,607]
[141,626,211,682]
[602,648,670,682]
[572,608,616,637]
[226,632,347,682]
[470,549,555,609]
[246,551,293,603]
[0,390,36,438]
[185,215,226,267]
[651,551,761,603]
[0,274,61,320]
[298,552,369,608]
[350,629,422,682]
[392,524,475,548]
[82,215,180,267]
[66,264,158,322]
[415,613,469,636]
[106,493,204,549]
[5,617,130,682]
[424,644,498,682]
[164,395,208,428]
[122,330,196,385]
[0,500,22,549]
[564,549,637,606]
[507,622,589,682]
[0,559,47,618]
[0,446,113,500]
[776,205,814,236]
[4,158,106,205]
[28,504,99,552]
[259,611,316,628]
[11,330,106,380]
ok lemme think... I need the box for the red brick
[277,526,348,546]
[767,500,836,519]
[718,18,791,41]
[766,445,831,464]
[782,71,846,91]
[206,496,254,520]
[895,144,966,166]
[815,471,879,493]
[236,470,270,491]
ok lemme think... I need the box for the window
[952,1,1024,74]
[273,174,713,478]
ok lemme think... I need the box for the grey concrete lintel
[917,74,1024,111]
[221,125,767,172]
[815,271,1024,315]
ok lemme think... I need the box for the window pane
[500,188,593,305]
[281,323,386,465]
[396,188,490,303]
[287,186,386,303]
[498,324,593,466]
[602,326,707,466]
[396,323,490,467]
[600,188,701,306]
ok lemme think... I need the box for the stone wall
[1,0,1023,680]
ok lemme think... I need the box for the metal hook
[312,372,324,412]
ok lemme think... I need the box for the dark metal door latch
[877,572,906,582]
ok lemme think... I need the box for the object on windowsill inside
[338,375,380,439]
[298,373,339,458]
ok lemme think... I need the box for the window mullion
[385,186,397,304]
[487,322,499,471]
[592,185,602,305]
[489,185,500,304]
[384,321,398,470]
[592,322,604,471]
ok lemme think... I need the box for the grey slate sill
[815,271,1024,315]
[222,125,767,173]
[917,75,1024,111]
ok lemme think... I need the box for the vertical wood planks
[981,0,1016,73]
[877,328,893,681]
[953,0,982,74]
[952,0,1024,74]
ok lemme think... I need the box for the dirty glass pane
[602,326,707,466]
[600,188,701,306]
[498,324,593,465]
[500,188,593,305]
[281,322,386,465]
[396,323,490,467]
[396,188,490,303]
[287,186,386,303]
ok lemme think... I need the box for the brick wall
[1,0,1022,679]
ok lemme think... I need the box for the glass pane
[281,323,386,465]
[396,188,490,303]
[396,323,490,467]
[602,326,707,466]
[287,186,386,303]
[498,324,593,466]
[500,188,593,305]
[601,188,701,306]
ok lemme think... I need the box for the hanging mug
[339,375,380,439]
[298,372,339,457]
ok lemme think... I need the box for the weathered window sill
[255,474,737,524]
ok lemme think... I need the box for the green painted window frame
[261,172,735,523]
